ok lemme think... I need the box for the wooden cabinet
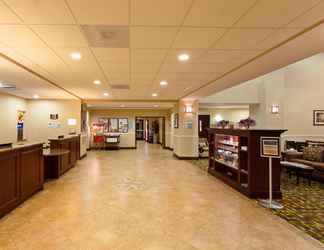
[44,149,70,179]
[49,135,80,175]
[0,143,43,218]
[207,129,286,199]
[20,146,43,200]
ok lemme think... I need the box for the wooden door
[198,115,210,138]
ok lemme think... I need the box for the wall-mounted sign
[185,121,193,129]
[260,137,281,158]
[17,110,26,141]
[174,113,179,128]
[48,121,61,128]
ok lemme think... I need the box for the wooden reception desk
[48,135,80,176]
[0,142,44,218]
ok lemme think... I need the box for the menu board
[260,137,281,158]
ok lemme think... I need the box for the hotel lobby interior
[0,1,324,249]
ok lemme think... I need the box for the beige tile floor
[0,142,323,250]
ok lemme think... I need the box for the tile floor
[0,142,322,250]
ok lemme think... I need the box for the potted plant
[217,120,229,129]
[239,117,256,129]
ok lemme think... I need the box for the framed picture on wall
[313,110,324,126]
[118,118,128,133]
[109,118,119,132]
[174,113,179,128]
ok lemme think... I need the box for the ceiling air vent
[110,84,130,90]
[82,25,129,48]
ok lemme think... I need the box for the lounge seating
[289,142,324,182]
[198,138,209,158]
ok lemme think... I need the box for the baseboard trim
[119,147,136,150]
[80,154,87,159]
[163,146,173,151]
[173,153,198,160]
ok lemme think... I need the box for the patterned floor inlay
[188,158,324,244]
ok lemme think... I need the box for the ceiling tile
[0,25,46,47]
[160,63,225,73]
[31,25,88,47]
[172,28,226,49]
[287,1,324,28]
[92,48,129,63]
[0,1,21,23]
[131,49,167,64]
[100,62,129,74]
[131,73,155,81]
[198,50,261,63]
[235,0,321,28]
[66,0,129,25]
[212,28,274,50]
[256,28,302,50]
[4,0,74,24]
[132,63,160,73]
[184,0,256,27]
[130,27,178,49]
[131,0,192,26]
[164,49,205,63]
[12,47,69,74]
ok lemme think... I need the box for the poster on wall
[118,118,128,133]
[174,113,179,128]
[50,113,59,120]
[17,110,26,141]
[313,110,324,126]
[109,118,119,132]
[260,137,281,158]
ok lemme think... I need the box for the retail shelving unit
[207,128,286,199]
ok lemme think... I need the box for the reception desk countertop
[0,141,44,153]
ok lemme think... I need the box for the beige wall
[89,109,171,148]
[0,92,27,144]
[0,93,81,144]
[199,108,249,126]
[27,99,81,143]
[249,53,324,142]
[173,100,199,158]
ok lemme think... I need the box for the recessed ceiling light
[152,93,158,97]
[93,80,101,85]
[70,52,82,60]
[153,105,159,108]
[160,80,168,86]
[33,94,39,99]
[178,53,190,61]
[103,92,109,97]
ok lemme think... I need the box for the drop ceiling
[0,0,323,100]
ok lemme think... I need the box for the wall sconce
[67,118,77,126]
[270,104,279,114]
[184,105,193,113]
[67,118,77,134]
[215,114,223,122]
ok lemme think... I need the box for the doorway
[198,115,210,138]
[135,116,165,148]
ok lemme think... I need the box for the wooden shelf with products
[207,128,286,199]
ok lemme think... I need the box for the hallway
[0,143,321,250]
